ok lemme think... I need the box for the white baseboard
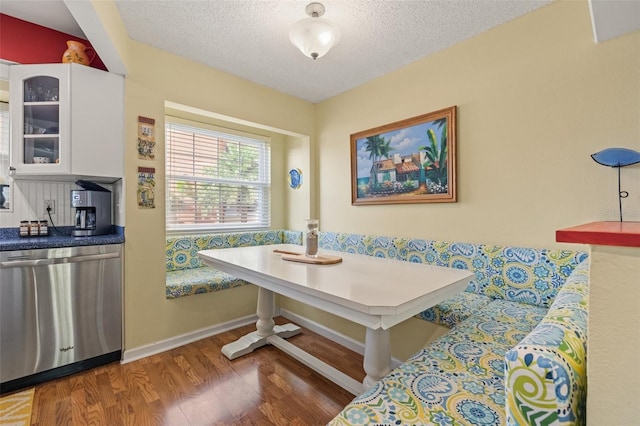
[121,314,258,363]
[122,309,402,369]
[279,308,403,368]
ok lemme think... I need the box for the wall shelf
[556,221,640,248]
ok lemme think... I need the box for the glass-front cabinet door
[10,65,70,175]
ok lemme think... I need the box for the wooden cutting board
[279,253,343,265]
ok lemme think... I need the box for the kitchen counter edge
[0,226,125,251]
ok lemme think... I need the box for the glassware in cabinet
[10,65,69,176]
[23,102,60,165]
[23,76,61,165]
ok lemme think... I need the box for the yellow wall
[284,0,639,334]
[92,0,317,350]
[122,43,315,349]
[285,134,313,230]
[316,0,639,246]
[290,0,640,420]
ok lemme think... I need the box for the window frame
[165,116,271,235]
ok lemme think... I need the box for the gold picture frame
[351,106,457,205]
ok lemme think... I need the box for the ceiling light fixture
[289,2,340,60]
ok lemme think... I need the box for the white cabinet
[9,63,123,182]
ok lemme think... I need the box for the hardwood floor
[29,317,363,425]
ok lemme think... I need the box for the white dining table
[198,243,474,395]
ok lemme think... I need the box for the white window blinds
[165,119,270,232]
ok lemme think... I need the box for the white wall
[0,180,75,227]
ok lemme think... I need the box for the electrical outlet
[43,199,55,215]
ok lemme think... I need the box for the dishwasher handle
[0,252,120,268]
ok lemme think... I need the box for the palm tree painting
[418,118,448,194]
[364,135,393,187]
[350,106,457,205]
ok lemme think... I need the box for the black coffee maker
[71,181,112,236]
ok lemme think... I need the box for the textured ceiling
[2,0,554,103]
[113,0,553,103]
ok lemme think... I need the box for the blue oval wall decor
[289,168,302,189]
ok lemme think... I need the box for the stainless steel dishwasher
[0,244,122,393]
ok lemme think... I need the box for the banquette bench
[165,229,589,425]
[165,229,301,299]
[318,232,589,426]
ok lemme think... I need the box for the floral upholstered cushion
[166,230,286,272]
[505,260,589,426]
[329,300,548,426]
[330,350,507,426]
[165,267,249,299]
[282,229,304,245]
[415,291,493,328]
[165,230,303,299]
[319,232,587,309]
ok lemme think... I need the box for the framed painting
[351,106,457,205]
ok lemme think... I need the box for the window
[165,117,270,232]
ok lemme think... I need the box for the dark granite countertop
[0,226,125,251]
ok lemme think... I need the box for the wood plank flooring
[28,317,364,426]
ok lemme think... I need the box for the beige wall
[316,0,639,247]
[91,0,316,350]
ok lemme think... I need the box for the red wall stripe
[0,14,107,71]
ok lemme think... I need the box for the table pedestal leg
[221,287,301,360]
[256,287,276,337]
[363,327,392,389]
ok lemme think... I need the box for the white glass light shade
[289,17,341,60]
